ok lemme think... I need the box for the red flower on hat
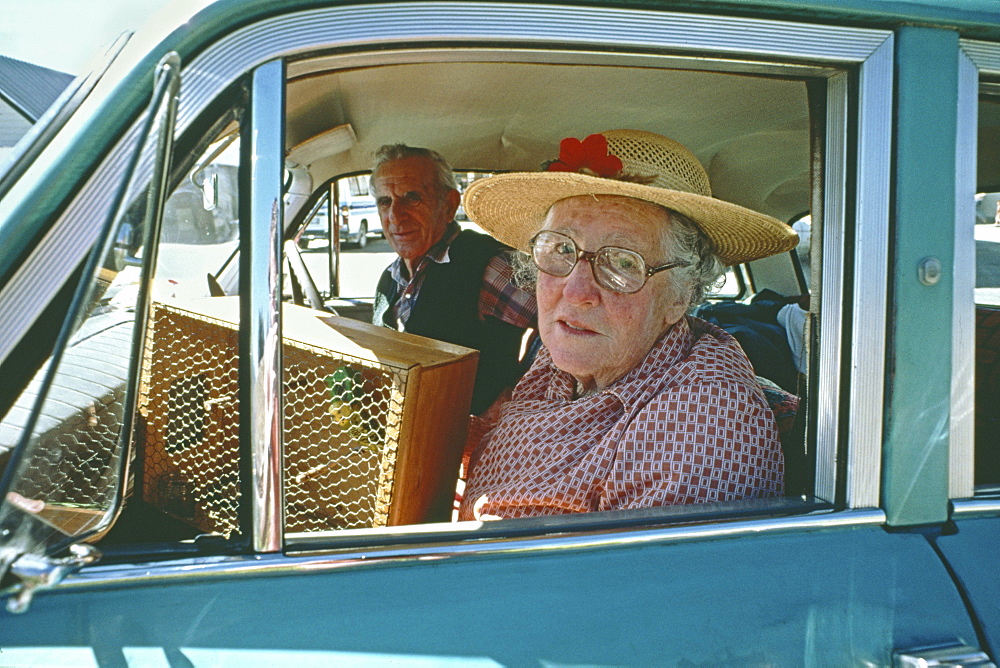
[546,133,623,178]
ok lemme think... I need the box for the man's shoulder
[452,227,512,257]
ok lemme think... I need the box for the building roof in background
[0,55,74,123]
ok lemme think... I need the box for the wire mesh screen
[139,302,408,537]
[283,347,403,531]
[140,306,241,534]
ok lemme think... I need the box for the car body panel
[940,504,1000,658]
[0,519,982,665]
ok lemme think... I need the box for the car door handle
[895,642,995,667]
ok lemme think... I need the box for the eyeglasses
[529,230,690,294]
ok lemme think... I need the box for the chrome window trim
[55,509,886,590]
[288,48,843,81]
[814,72,848,502]
[844,37,893,508]
[951,46,978,499]
[0,3,897,544]
[961,38,1000,74]
[957,38,1000,498]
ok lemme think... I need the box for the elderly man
[370,144,536,415]
[458,130,798,520]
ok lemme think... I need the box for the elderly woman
[457,129,798,520]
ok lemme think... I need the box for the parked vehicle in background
[1,0,999,664]
[298,176,379,249]
[336,192,378,248]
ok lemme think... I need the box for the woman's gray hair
[661,208,726,310]
[511,205,725,312]
[370,143,457,193]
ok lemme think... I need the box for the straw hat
[462,129,798,266]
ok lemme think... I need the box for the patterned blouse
[459,316,784,520]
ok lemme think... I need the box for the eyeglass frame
[528,229,691,294]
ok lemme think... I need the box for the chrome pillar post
[240,59,285,552]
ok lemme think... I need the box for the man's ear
[443,188,461,220]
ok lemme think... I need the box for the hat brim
[463,171,798,266]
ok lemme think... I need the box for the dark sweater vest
[373,230,527,414]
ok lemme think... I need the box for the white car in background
[337,191,379,248]
[297,190,378,249]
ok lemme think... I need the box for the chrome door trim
[288,47,843,81]
[951,497,1000,517]
[961,38,1000,73]
[814,71,848,502]
[50,509,886,590]
[951,45,979,500]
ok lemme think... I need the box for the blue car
[0,0,999,664]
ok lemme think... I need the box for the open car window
[4,61,827,559]
[221,56,819,544]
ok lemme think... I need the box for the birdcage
[138,297,477,536]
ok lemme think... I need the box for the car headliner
[286,60,812,224]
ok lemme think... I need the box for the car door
[932,39,1000,661]
[0,1,993,664]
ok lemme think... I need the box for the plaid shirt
[386,221,537,330]
[459,316,784,520]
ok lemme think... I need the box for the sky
[0,0,175,75]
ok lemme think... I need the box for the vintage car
[0,0,999,664]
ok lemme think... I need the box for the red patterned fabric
[479,253,538,329]
[459,316,784,520]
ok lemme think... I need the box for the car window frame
[0,3,899,562]
[239,5,889,543]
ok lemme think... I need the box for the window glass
[155,131,241,300]
[975,190,1000,486]
[133,127,244,539]
[792,215,812,290]
[277,60,818,533]
[0,100,177,560]
[975,193,1000,307]
[715,267,747,299]
[975,91,1000,489]
[0,244,137,551]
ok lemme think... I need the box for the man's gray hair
[370,143,457,193]
[510,205,725,312]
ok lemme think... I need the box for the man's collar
[426,220,462,263]
[392,220,462,283]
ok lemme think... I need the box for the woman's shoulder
[624,315,766,405]
[686,315,761,380]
